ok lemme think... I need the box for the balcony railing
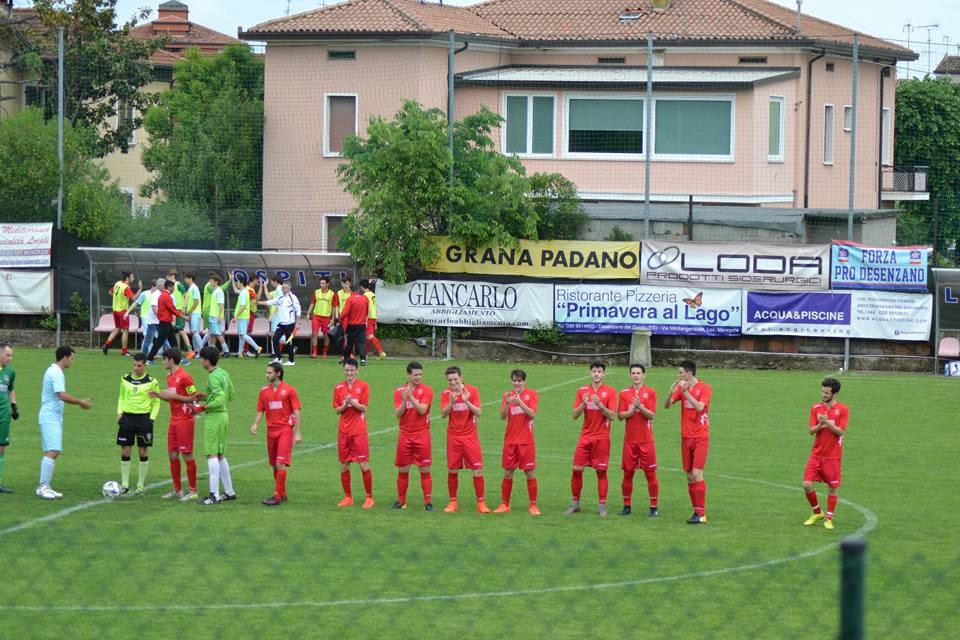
[881,165,928,192]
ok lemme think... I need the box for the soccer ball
[102,480,122,500]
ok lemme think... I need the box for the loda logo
[646,245,823,275]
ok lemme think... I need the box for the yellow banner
[428,238,640,279]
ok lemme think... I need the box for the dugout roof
[78,247,354,275]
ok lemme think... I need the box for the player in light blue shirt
[37,346,92,499]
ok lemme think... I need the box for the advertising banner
[376,279,553,328]
[0,222,53,268]
[641,240,830,290]
[830,240,929,291]
[554,285,742,335]
[742,290,931,341]
[933,269,960,331]
[0,269,54,314]
[427,237,640,279]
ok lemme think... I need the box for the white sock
[39,457,56,486]
[207,457,220,498]
[219,457,234,496]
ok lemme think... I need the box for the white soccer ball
[102,480,122,500]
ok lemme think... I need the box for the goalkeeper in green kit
[0,343,18,493]
[195,346,237,505]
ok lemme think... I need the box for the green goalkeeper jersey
[117,372,160,419]
[0,365,14,422]
[204,367,235,414]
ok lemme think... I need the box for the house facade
[241,0,922,251]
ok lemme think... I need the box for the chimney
[158,1,189,22]
[651,0,670,11]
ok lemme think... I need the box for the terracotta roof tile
[934,55,960,75]
[129,19,241,46]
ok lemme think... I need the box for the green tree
[337,101,585,283]
[0,107,127,240]
[895,77,960,261]
[141,44,264,249]
[8,0,166,156]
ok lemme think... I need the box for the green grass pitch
[0,348,956,638]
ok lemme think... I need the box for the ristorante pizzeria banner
[830,240,929,291]
[554,285,742,335]
[641,240,830,290]
[742,290,932,341]
[376,279,553,328]
[427,238,640,279]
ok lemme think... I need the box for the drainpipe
[803,49,826,208]
[877,65,893,208]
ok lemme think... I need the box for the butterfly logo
[682,292,703,309]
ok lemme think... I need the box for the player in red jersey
[617,363,659,517]
[565,361,617,517]
[440,366,488,514]
[149,348,201,501]
[333,357,374,508]
[494,369,540,516]
[802,377,849,530]
[250,362,302,506]
[391,362,434,511]
[664,360,712,524]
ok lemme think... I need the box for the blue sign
[830,241,928,292]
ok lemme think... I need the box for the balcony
[881,165,930,202]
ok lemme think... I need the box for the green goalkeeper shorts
[0,420,9,447]
[204,412,228,456]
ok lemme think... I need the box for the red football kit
[501,388,538,470]
[441,385,482,470]
[310,290,339,335]
[619,385,658,472]
[257,381,301,466]
[572,384,617,469]
[804,401,849,488]
[670,380,711,472]
[333,379,371,463]
[340,293,369,329]
[394,383,434,467]
[166,368,197,454]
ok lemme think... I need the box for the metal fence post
[839,537,867,640]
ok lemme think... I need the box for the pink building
[241,0,924,251]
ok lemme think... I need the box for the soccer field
[0,349,955,638]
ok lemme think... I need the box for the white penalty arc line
[0,374,590,539]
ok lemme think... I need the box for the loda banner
[0,269,54,314]
[427,237,640,279]
[376,279,553,328]
[642,240,830,291]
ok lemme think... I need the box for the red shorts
[446,434,483,470]
[573,437,610,470]
[622,441,657,472]
[681,437,709,473]
[268,427,294,466]
[395,431,432,467]
[366,319,378,337]
[112,310,130,330]
[166,419,195,454]
[311,315,331,336]
[338,430,370,464]
[803,455,842,488]
[502,442,536,470]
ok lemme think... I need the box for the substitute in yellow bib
[307,276,337,358]
[103,272,142,356]
[360,279,386,360]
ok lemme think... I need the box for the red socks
[397,472,409,504]
[806,490,821,513]
[826,494,838,519]
[448,472,458,499]
[644,469,659,508]
[597,470,608,504]
[688,480,707,516]
[341,470,352,498]
[622,470,635,506]
[369,335,383,353]
[473,475,485,502]
[420,471,432,503]
[276,469,287,498]
[571,469,584,501]
[501,477,513,505]
[170,459,182,492]
[185,459,196,492]
[362,468,373,498]
[527,477,538,503]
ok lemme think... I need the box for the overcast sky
[13,0,960,76]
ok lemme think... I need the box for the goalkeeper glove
[10,403,18,420]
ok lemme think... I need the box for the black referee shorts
[117,412,154,447]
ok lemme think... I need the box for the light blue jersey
[39,363,66,421]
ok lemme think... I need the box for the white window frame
[651,93,736,163]
[115,99,137,146]
[768,95,784,162]
[323,93,359,158]
[881,107,892,166]
[562,93,646,160]
[120,187,136,215]
[842,105,853,132]
[501,92,557,158]
[823,104,835,165]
